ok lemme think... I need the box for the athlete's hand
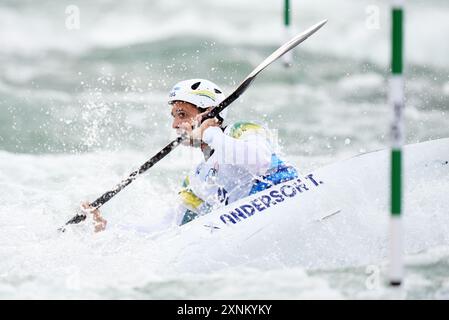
[176,108,220,146]
[81,202,107,233]
[195,108,220,140]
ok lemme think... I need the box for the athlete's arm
[202,126,272,176]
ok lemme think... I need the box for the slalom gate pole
[389,0,405,287]
[282,0,293,67]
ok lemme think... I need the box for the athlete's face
[170,101,200,129]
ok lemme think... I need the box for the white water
[1,0,448,299]
[1,140,449,299]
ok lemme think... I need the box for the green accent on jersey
[181,209,198,225]
[182,175,190,188]
[228,121,267,140]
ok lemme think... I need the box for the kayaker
[84,78,298,232]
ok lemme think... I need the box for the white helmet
[168,79,227,122]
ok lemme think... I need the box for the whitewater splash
[1,139,448,298]
[1,0,448,299]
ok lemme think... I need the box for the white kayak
[155,138,449,272]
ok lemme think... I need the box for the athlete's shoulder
[224,120,270,140]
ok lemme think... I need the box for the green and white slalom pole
[389,0,405,287]
[282,0,293,67]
